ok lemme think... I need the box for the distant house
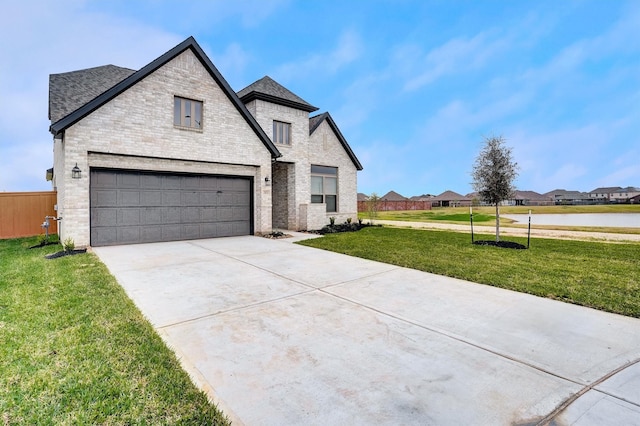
[380,190,408,201]
[357,193,370,202]
[430,190,471,207]
[630,194,640,204]
[510,190,553,206]
[610,187,640,203]
[588,187,622,202]
[544,189,591,205]
[410,194,434,201]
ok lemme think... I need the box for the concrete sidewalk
[374,219,640,242]
[94,234,640,425]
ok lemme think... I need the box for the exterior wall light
[71,163,82,179]
[265,176,270,183]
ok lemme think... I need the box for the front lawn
[0,237,229,425]
[298,227,640,318]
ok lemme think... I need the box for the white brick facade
[51,38,361,246]
[54,50,273,247]
[246,100,359,230]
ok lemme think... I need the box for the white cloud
[0,1,182,191]
[274,30,363,80]
[400,30,508,92]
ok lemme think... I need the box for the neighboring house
[48,37,362,247]
[610,187,640,203]
[544,189,591,205]
[509,190,553,206]
[380,190,407,201]
[588,187,622,202]
[357,193,370,201]
[410,194,434,201]
[630,194,640,204]
[430,190,470,207]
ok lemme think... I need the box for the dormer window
[273,121,291,145]
[174,96,202,129]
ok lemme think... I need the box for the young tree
[366,192,381,224]
[471,136,519,242]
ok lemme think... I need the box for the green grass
[298,227,640,318]
[0,237,229,425]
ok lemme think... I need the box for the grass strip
[0,237,229,425]
[298,227,640,318]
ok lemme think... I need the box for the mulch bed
[473,240,528,249]
[29,241,60,249]
[45,249,87,259]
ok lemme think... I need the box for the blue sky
[1,0,639,197]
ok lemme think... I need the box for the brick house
[48,37,362,247]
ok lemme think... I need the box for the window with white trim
[273,121,291,145]
[174,96,202,129]
[311,165,337,212]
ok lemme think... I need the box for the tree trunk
[495,203,500,242]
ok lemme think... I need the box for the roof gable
[237,76,318,112]
[381,190,407,201]
[309,112,363,171]
[49,37,280,159]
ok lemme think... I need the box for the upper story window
[174,96,202,129]
[273,121,291,145]
[311,165,338,212]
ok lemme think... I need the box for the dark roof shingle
[49,65,135,123]
[237,76,318,112]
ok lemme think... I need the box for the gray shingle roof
[380,190,407,201]
[237,76,318,112]
[49,65,135,123]
[431,190,469,201]
[589,186,622,194]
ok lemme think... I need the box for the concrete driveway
[93,234,640,425]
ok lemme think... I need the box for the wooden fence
[0,191,58,239]
[358,200,432,212]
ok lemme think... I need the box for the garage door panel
[92,209,117,227]
[92,170,117,188]
[234,221,250,234]
[117,173,140,188]
[117,226,141,244]
[183,191,200,206]
[183,224,200,239]
[92,189,117,206]
[140,174,162,189]
[161,225,182,240]
[182,207,200,222]
[162,207,182,224]
[140,226,161,242]
[91,170,252,246]
[140,207,163,225]
[118,209,140,226]
[119,190,141,206]
[92,227,117,245]
[140,190,162,205]
[201,207,216,221]
[163,176,181,189]
[200,192,218,205]
[162,191,182,206]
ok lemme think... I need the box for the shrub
[63,237,75,253]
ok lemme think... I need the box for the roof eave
[240,91,319,113]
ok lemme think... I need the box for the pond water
[501,213,640,228]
